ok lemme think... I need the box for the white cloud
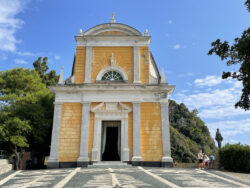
[15,58,28,64]
[207,119,250,138]
[175,75,249,119]
[15,51,37,56]
[173,44,180,49]
[54,55,61,60]
[0,0,26,52]
[194,75,223,87]
[199,105,250,119]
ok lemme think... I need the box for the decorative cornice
[49,84,175,94]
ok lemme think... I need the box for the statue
[215,128,223,148]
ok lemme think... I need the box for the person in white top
[203,154,210,168]
[198,150,203,169]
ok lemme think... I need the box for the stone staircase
[91,161,131,167]
[0,159,13,175]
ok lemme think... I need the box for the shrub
[219,143,250,172]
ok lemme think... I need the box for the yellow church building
[47,15,175,168]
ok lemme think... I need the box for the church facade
[47,16,175,168]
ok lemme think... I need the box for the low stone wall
[174,162,219,169]
[0,159,12,175]
[174,162,198,168]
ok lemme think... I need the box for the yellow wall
[91,47,133,83]
[74,47,86,84]
[73,46,151,84]
[140,102,163,161]
[139,47,149,84]
[58,103,82,162]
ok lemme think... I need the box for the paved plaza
[0,166,249,188]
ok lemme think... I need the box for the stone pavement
[0,166,249,188]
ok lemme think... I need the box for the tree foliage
[208,1,250,110]
[169,100,217,162]
[0,116,31,169]
[219,143,250,172]
[33,57,59,86]
[0,67,55,168]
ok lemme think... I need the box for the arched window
[101,71,123,81]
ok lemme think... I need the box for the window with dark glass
[101,71,123,81]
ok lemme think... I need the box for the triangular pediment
[91,102,131,113]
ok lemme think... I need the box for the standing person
[203,154,210,169]
[209,154,215,169]
[197,150,203,169]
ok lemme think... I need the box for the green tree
[208,0,250,110]
[0,117,31,170]
[33,57,59,86]
[169,100,217,162]
[215,128,223,149]
[0,68,54,168]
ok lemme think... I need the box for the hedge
[219,143,250,172]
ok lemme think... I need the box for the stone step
[91,161,130,167]
[0,163,13,175]
[0,159,9,166]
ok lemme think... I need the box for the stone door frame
[91,102,130,162]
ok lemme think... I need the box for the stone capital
[81,101,91,106]
[53,101,64,105]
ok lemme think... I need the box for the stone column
[133,46,140,83]
[91,117,101,161]
[84,46,92,83]
[47,102,63,169]
[77,102,91,167]
[161,101,173,167]
[122,118,130,162]
[132,102,142,165]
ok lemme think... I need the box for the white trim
[48,103,63,162]
[91,102,130,162]
[75,36,151,47]
[54,91,170,103]
[96,66,128,81]
[133,47,140,83]
[132,102,142,161]
[84,47,92,83]
[78,102,91,162]
[83,23,142,36]
[161,102,173,162]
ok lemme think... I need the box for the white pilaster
[78,102,91,162]
[161,102,173,162]
[84,46,92,83]
[133,46,140,84]
[48,102,63,162]
[91,117,101,161]
[132,102,142,161]
[122,118,130,161]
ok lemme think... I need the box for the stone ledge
[0,163,13,175]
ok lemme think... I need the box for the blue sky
[0,0,249,146]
